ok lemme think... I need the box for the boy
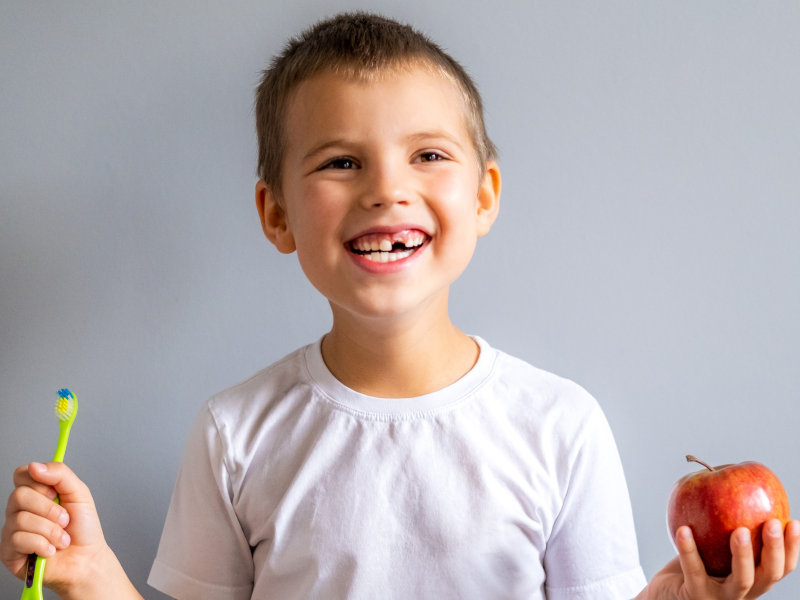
[2,12,798,600]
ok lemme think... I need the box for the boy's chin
[327,291,452,326]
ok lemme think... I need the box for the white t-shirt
[148,337,646,599]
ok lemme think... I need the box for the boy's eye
[418,151,445,163]
[320,157,358,170]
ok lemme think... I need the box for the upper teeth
[350,231,427,253]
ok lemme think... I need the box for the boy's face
[257,65,500,325]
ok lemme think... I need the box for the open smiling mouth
[347,230,429,263]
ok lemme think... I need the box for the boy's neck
[320,308,479,399]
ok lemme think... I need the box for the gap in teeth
[350,231,426,254]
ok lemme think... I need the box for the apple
[667,455,790,577]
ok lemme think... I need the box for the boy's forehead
[284,64,473,142]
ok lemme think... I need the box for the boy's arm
[1,462,145,600]
[635,521,800,600]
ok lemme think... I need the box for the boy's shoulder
[489,342,600,411]
[203,341,314,421]
[485,344,616,475]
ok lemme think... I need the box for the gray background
[2,1,798,598]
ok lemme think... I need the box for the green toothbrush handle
[20,553,45,600]
[22,389,77,599]
[21,428,68,600]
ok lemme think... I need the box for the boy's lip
[345,224,432,242]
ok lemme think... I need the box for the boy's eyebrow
[302,139,349,163]
[406,130,466,151]
[302,131,466,163]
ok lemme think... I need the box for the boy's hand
[644,520,800,600]
[1,462,134,599]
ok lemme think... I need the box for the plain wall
[2,2,799,598]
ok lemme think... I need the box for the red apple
[667,455,790,577]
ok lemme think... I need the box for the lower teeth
[363,249,415,263]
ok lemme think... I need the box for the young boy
[2,12,798,600]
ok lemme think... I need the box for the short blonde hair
[255,12,497,192]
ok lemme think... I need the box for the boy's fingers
[1,482,72,575]
[783,520,800,576]
[673,526,711,596]
[7,510,70,553]
[19,462,93,506]
[751,519,785,593]
[0,528,54,581]
[726,527,755,598]
[6,485,70,529]
[12,464,57,500]
[10,530,57,558]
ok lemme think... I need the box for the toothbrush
[21,389,78,600]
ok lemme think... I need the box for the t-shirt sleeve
[148,404,254,600]
[543,401,647,600]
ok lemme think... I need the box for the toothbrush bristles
[55,388,76,421]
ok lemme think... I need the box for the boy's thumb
[28,461,92,504]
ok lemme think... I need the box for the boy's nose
[359,163,412,209]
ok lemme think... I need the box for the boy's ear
[475,161,501,237]
[256,179,296,254]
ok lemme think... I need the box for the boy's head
[255,11,497,193]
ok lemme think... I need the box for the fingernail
[677,527,693,543]
[30,462,46,472]
[737,529,751,545]
[46,544,56,556]
[790,521,800,536]
[58,511,69,527]
[61,532,71,547]
[766,521,782,537]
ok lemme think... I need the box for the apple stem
[686,455,715,472]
